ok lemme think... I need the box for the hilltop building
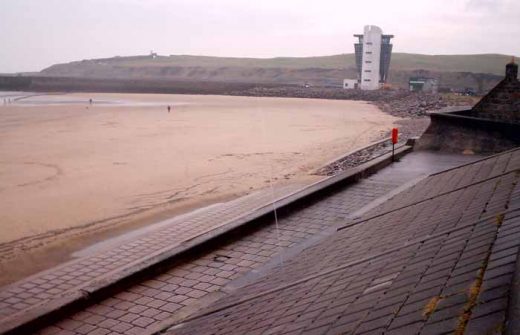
[354,25,394,90]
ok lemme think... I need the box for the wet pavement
[169,149,520,335]
[0,150,482,334]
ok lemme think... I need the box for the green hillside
[57,53,515,76]
[66,54,352,70]
[389,53,515,75]
[39,52,515,91]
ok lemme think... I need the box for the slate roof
[169,148,520,335]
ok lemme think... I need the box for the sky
[0,0,519,72]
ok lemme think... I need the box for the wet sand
[0,92,398,282]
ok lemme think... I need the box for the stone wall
[471,61,519,122]
[417,61,520,154]
[415,112,520,154]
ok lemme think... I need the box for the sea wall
[0,76,267,94]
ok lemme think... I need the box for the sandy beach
[0,92,397,279]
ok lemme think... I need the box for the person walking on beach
[167,105,171,113]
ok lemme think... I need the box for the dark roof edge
[167,206,520,332]
[428,146,520,177]
[337,168,519,231]
[506,216,520,334]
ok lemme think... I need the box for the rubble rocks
[315,140,393,176]
[226,87,474,119]
[373,93,449,118]
[227,86,412,104]
[314,118,432,176]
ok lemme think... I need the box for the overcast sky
[0,0,519,72]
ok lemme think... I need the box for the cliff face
[42,64,357,87]
[39,53,508,92]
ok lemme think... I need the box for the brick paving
[33,179,403,335]
[0,184,305,318]
[168,149,520,335]
[0,151,481,334]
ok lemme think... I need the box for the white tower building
[353,25,394,90]
[360,26,382,90]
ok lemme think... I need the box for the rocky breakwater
[373,93,449,118]
[227,86,472,118]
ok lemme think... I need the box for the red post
[391,128,398,162]
[391,128,398,144]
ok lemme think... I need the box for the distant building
[343,79,358,89]
[353,25,394,90]
[409,77,438,93]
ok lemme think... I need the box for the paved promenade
[0,183,306,318]
[0,151,478,334]
[171,149,520,335]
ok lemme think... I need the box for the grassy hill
[389,53,515,75]
[40,53,515,91]
[44,53,515,74]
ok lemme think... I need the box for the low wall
[0,76,277,95]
